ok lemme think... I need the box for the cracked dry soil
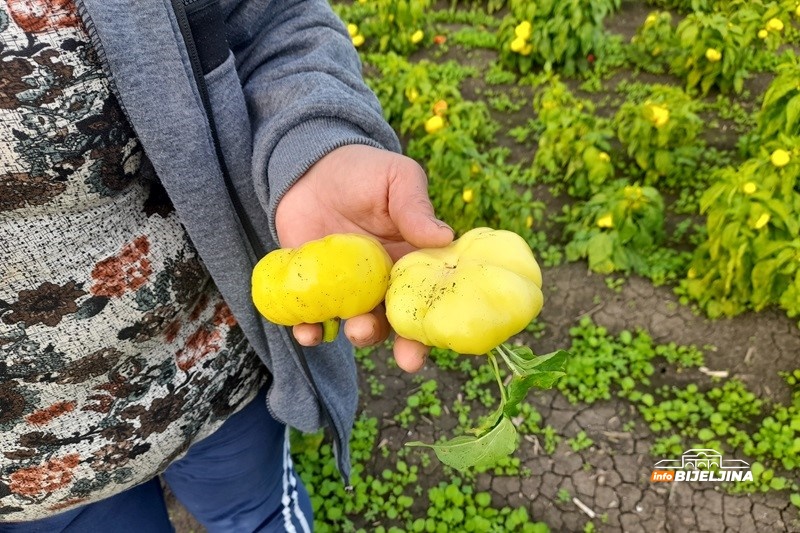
[167,262,800,533]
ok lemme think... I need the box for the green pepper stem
[487,350,508,407]
[322,318,340,343]
[494,344,518,376]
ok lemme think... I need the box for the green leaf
[500,348,568,416]
[406,416,518,471]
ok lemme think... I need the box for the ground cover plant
[162,1,800,531]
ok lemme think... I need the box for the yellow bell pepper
[252,233,392,341]
[385,228,543,355]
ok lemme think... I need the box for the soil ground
[166,1,800,531]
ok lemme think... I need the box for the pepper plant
[564,182,666,275]
[336,0,432,54]
[531,78,615,198]
[615,85,704,186]
[498,0,620,75]
[669,8,762,94]
[627,11,678,74]
[683,141,800,318]
[755,57,800,142]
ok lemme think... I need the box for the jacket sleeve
[222,0,402,241]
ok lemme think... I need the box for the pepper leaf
[406,415,518,471]
[500,348,569,416]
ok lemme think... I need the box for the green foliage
[420,480,550,532]
[682,143,800,318]
[531,78,615,198]
[342,0,433,55]
[498,0,621,76]
[564,182,666,275]
[668,4,781,95]
[628,11,678,74]
[567,431,594,452]
[755,57,800,142]
[395,379,444,428]
[559,318,659,403]
[615,85,704,185]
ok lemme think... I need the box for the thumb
[388,159,454,250]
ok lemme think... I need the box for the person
[0,0,453,530]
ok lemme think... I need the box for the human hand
[275,144,453,372]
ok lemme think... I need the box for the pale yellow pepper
[385,228,543,355]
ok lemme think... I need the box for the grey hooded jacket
[73,0,402,480]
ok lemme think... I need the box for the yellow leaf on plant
[424,115,445,134]
[599,151,611,162]
[462,188,474,203]
[411,30,424,44]
[597,214,614,228]
[754,213,771,229]
[644,14,657,27]
[526,215,534,228]
[771,149,790,167]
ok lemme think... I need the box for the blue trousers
[2,386,313,533]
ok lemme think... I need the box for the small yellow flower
[514,21,532,40]
[352,34,365,47]
[754,213,771,229]
[432,99,448,116]
[470,162,481,175]
[347,23,359,37]
[758,29,769,39]
[596,214,614,228]
[766,17,784,32]
[406,88,419,103]
[771,149,790,167]
[462,188,474,203]
[705,48,722,62]
[525,215,534,229]
[424,115,445,134]
[644,14,657,27]
[796,4,800,17]
[599,151,611,162]
[411,30,424,44]
[742,182,757,194]
[510,37,526,53]
[520,44,533,56]
[687,267,697,279]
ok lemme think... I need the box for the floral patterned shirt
[0,0,266,521]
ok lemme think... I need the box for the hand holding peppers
[272,145,453,364]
